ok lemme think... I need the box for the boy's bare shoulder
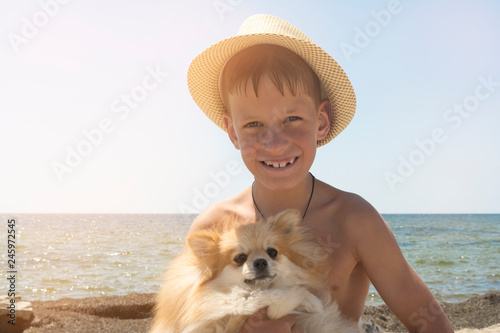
[318,181,384,229]
[320,182,396,261]
[319,181,377,213]
[188,202,232,233]
[320,182,394,256]
[188,187,252,233]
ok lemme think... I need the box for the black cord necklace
[252,173,315,220]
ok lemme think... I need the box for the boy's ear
[223,113,240,150]
[316,98,331,141]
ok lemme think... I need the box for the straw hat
[187,14,356,147]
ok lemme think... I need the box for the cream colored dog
[150,210,360,333]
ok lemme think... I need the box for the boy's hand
[240,307,301,333]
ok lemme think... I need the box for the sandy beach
[11,291,497,332]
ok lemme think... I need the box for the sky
[1,0,499,214]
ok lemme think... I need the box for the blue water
[369,214,500,305]
[1,214,498,306]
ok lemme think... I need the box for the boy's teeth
[265,158,295,168]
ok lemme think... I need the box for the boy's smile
[223,75,330,191]
[262,157,296,169]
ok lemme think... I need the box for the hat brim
[187,33,356,147]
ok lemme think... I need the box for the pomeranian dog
[150,210,361,333]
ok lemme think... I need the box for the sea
[1,214,499,306]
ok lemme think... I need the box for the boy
[186,14,453,333]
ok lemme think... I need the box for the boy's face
[223,76,330,191]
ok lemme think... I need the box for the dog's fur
[150,210,361,333]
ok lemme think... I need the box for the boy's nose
[261,126,288,150]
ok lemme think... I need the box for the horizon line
[2,212,500,215]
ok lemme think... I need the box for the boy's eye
[266,248,278,259]
[245,121,261,128]
[286,116,301,122]
[234,253,248,265]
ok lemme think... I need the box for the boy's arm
[348,198,454,333]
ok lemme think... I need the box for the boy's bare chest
[303,218,370,320]
[308,226,358,291]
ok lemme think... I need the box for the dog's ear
[267,209,302,234]
[187,231,224,282]
[187,231,221,258]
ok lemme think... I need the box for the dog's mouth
[244,274,276,285]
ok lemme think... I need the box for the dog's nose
[253,258,268,272]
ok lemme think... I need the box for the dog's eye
[234,253,247,265]
[266,248,278,259]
